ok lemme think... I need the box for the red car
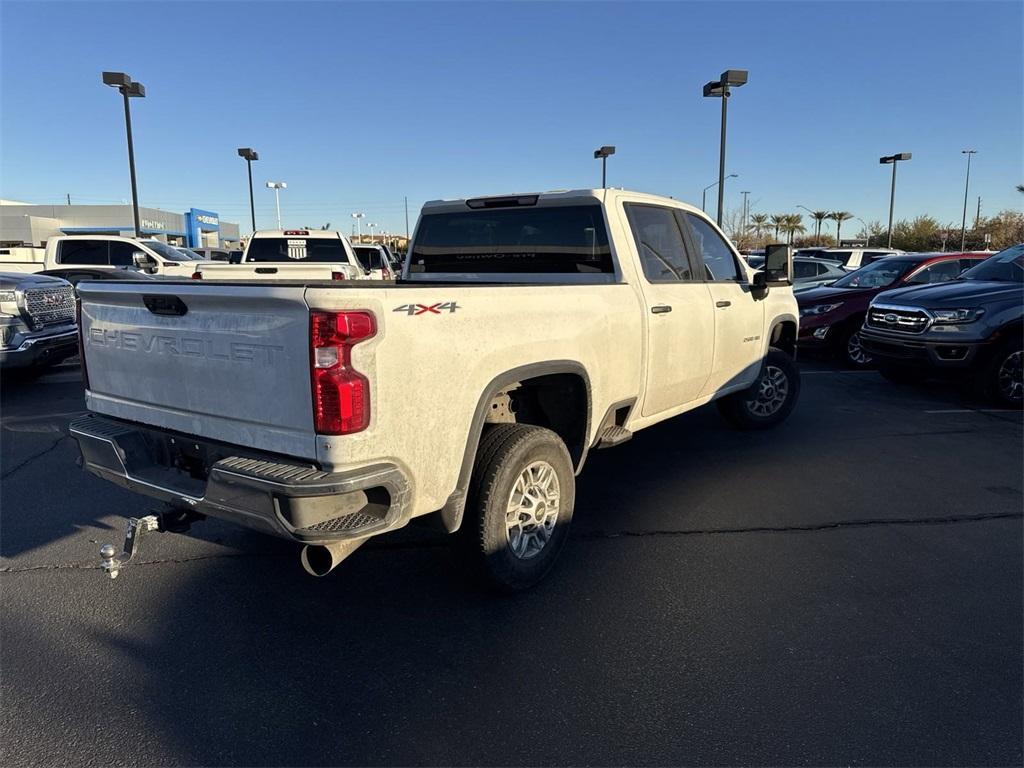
[798,252,991,366]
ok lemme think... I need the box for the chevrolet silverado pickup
[195,229,365,281]
[71,189,800,591]
[860,243,1023,406]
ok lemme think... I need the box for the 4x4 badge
[393,302,461,316]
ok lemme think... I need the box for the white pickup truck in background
[195,229,366,281]
[72,189,799,591]
[0,235,211,279]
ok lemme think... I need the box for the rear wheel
[717,348,800,430]
[458,424,575,592]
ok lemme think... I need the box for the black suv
[859,244,1023,406]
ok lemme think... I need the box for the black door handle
[651,305,672,314]
[716,300,732,308]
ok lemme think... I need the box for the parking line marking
[925,408,1022,414]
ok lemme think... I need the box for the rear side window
[624,204,694,282]
[793,261,818,279]
[409,205,613,274]
[354,247,384,270]
[907,260,962,285]
[58,240,107,265]
[247,237,348,263]
[683,213,742,281]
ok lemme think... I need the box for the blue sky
[2,1,1021,236]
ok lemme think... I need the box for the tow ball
[99,515,161,579]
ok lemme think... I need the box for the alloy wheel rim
[997,350,1023,402]
[847,332,872,365]
[505,461,561,560]
[747,365,789,417]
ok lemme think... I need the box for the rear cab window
[58,240,108,265]
[409,204,614,276]
[247,236,349,263]
[354,247,385,270]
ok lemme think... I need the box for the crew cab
[0,272,78,370]
[798,251,991,367]
[70,189,800,591]
[0,235,212,279]
[195,230,365,281]
[860,244,1023,406]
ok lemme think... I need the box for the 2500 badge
[393,302,460,315]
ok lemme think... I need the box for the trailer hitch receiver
[99,514,160,579]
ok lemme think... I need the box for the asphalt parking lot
[1,358,1021,767]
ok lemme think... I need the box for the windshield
[410,204,613,274]
[175,247,204,260]
[832,258,917,289]
[142,241,198,260]
[246,237,348,263]
[960,244,1024,283]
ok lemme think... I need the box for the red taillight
[310,311,376,434]
[331,271,345,281]
[382,265,391,280]
[191,271,203,279]
[76,297,89,389]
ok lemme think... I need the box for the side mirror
[763,243,792,285]
[132,251,155,270]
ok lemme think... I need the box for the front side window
[683,213,741,281]
[246,237,348,263]
[410,204,613,274]
[624,204,693,282]
[832,258,916,289]
[108,242,136,267]
[906,260,961,285]
[58,240,107,265]
[961,245,1024,283]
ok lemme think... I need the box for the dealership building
[0,200,241,249]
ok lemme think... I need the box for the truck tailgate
[79,282,318,459]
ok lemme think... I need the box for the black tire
[839,322,873,368]
[877,364,927,385]
[458,424,575,592]
[717,348,801,430]
[983,341,1023,408]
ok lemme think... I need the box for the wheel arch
[438,360,591,533]
[767,314,799,358]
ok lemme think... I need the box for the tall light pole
[593,145,615,188]
[702,174,737,213]
[855,217,870,246]
[351,212,364,242]
[266,181,286,229]
[740,190,751,240]
[368,223,377,243]
[101,72,146,237]
[960,150,977,251]
[703,69,748,227]
[880,152,911,248]
[236,148,259,233]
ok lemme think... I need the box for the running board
[596,425,632,448]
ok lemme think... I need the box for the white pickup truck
[71,189,799,591]
[0,235,210,279]
[195,229,366,281]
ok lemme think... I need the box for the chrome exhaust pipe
[300,538,366,577]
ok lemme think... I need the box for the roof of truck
[250,229,346,239]
[421,188,703,215]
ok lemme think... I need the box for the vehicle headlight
[931,308,985,324]
[0,291,15,303]
[800,302,844,317]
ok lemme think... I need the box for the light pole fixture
[351,212,365,242]
[880,152,911,248]
[702,174,737,212]
[368,223,378,242]
[855,217,870,246]
[266,181,287,229]
[236,147,259,232]
[703,68,748,227]
[593,145,615,188]
[741,191,751,239]
[102,71,146,237]
[960,150,977,251]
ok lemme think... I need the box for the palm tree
[770,214,787,240]
[810,210,830,244]
[782,214,806,245]
[1017,184,1024,193]
[748,213,770,240]
[828,211,854,245]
